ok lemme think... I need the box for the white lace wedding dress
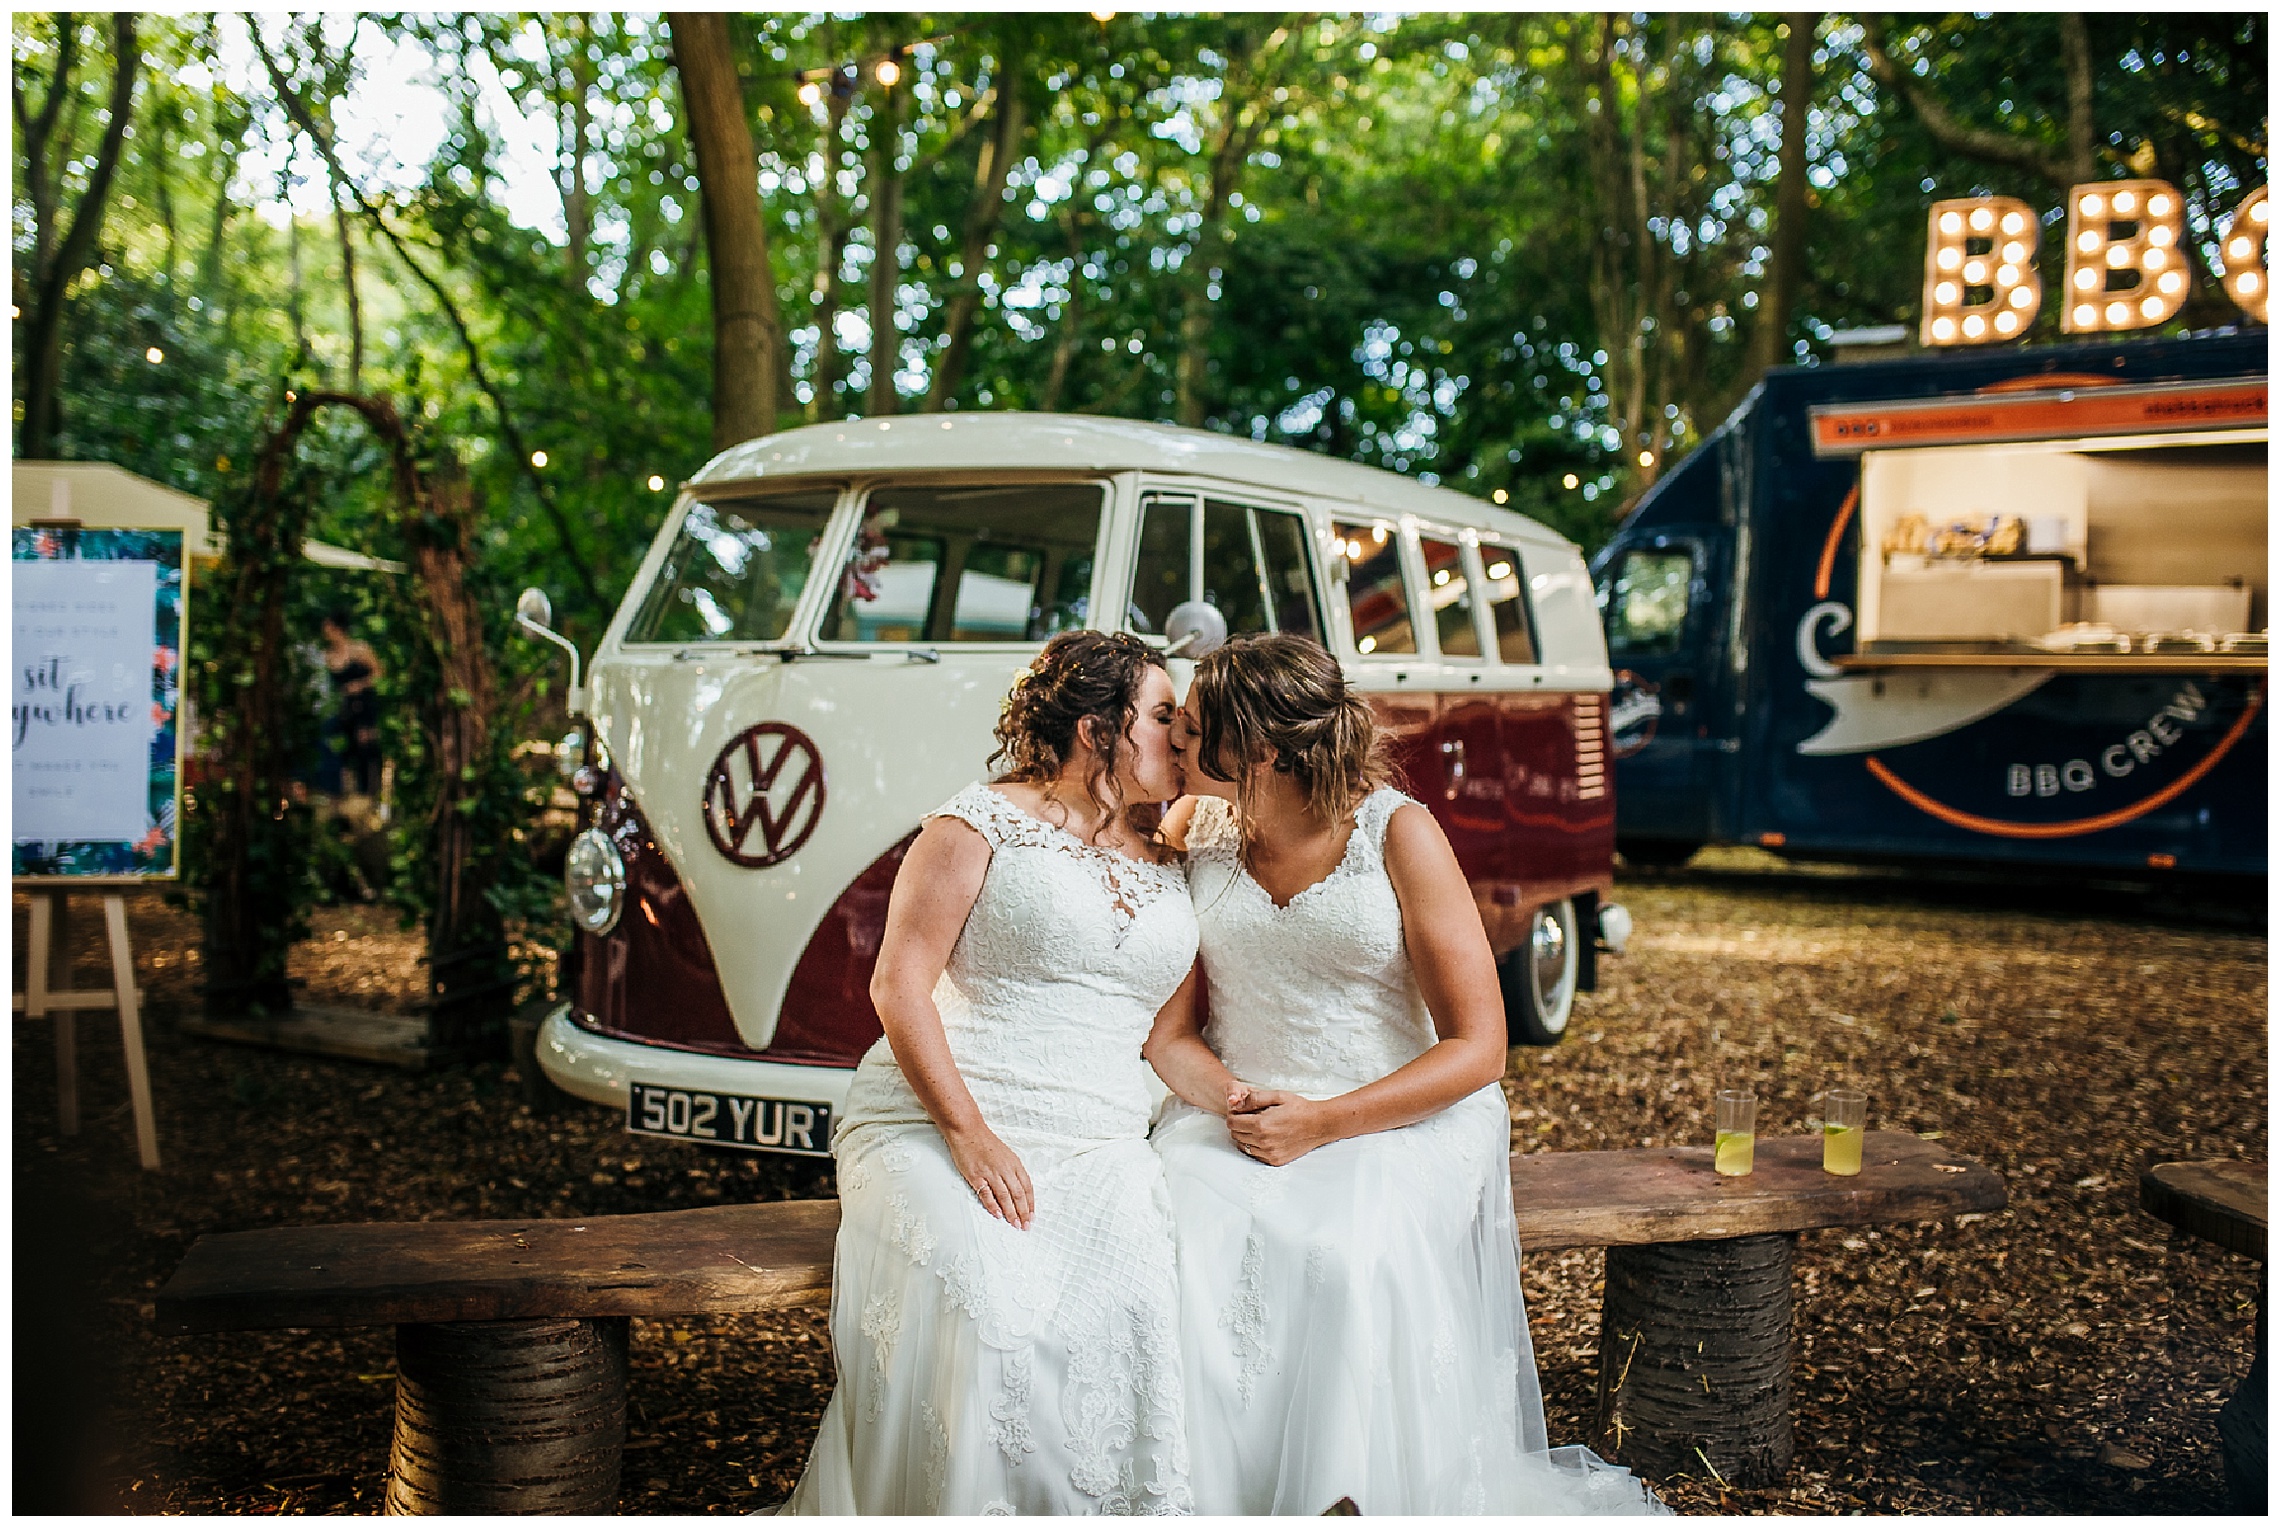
[784,784,1197,1516]
[1150,789,1666,1516]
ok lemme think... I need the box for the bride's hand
[1226,1097,1331,1166]
[943,1122,1035,1229]
[1226,1083,1304,1116]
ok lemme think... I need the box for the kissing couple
[781,629,1665,1517]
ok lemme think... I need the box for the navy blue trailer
[1592,332,2267,876]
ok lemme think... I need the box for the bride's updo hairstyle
[991,628,1171,840]
[1189,633,1391,828]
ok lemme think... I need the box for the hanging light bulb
[875,54,902,87]
[797,79,822,107]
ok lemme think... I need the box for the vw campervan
[528,415,1624,1156]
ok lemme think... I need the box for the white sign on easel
[13,559,160,842]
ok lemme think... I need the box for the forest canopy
[12,11,2269,635]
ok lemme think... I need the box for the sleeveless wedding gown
[1150,789,1666,1515]
[784,784,1197,1515]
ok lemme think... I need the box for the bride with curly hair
[784,629,1197,1515]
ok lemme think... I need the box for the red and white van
[525,414,1627,1157]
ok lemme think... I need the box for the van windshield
[820,482,1103,645]
[625,487,842,645]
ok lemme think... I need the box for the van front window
[625,487,842,645]
[821,482,1104,645]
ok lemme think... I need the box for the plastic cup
[1714,1090,1756,1176]
[1822,1088,1867,1176]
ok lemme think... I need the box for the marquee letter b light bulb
[1922,197,2040,345]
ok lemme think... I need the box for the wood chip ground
[12,853,2264,1514]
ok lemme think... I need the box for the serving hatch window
[821,482,1103,644]
[625,487,842,645]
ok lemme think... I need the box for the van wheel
[1619,838,1702,871]
[1501,898,1579,1047]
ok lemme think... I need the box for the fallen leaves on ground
[11,857,2263,1515]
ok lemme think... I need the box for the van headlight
[565,829,628,935]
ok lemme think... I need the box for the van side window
[1333,520,1417,655]
[821,483,1104,644]
[1606,549,1694,657]
[1127,496,1323,641]
[1418,537,1480,657]
[1127,493,1190,635]
[1480,543,1538,664]
[625,487,842,644]
[1202,500,1267,635]
[1252,506,1323,641]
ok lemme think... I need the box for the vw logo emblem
[702,722,826,868]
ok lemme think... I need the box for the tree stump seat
[155,1132,2001,1510]
[2139,1158,2266,1514]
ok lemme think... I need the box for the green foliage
[16,13,2271,910]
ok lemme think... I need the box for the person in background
[319,609,384,798]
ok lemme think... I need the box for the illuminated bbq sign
[1920,180,2268,345]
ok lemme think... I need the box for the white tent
[12,460,406,572]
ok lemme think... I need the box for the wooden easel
[14,884,160,1169]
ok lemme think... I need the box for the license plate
[626,1084,832,1157]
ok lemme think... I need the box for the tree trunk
[333,191,363,388]
[558,16,596,283]
[669,11,782,448]
[867,76,907,417]
[1747,14,1818,382]
[925,37,1027,413]
[405,459,513,1057]
[1594,1234,1796,1488]
[2060,14,2096,186]
[808,78,854,418]
[17,12,140,459]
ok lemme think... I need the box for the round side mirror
[515,586,554,629]
[1164,600,1228,658]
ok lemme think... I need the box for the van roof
[692,411,1576,552]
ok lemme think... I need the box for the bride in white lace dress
[785,632,1197,1515]
[1147,634,1665,1516]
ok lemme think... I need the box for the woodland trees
[12,11,2268,603]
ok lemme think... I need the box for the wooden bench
[2140,1158,2265,1513]
[156,1131,2000,1509]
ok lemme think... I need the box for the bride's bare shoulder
[1159,795,1203,853]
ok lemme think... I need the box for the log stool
[1510,1131,2006,1488]
[2140,1158,2266,1514]
[156,1202,839,1514]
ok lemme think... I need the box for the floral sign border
[12,526,185,880]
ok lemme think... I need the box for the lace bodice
[839,783,1199,1154]
[1186,788,1439,1097]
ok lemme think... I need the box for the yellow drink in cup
[1713,1090,1756,1176]
[1821,1088,1867,1176]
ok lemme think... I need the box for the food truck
[1593,330,2266,876]
[524,414,1627,1155]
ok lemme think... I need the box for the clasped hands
[1224,1082,1333,1166]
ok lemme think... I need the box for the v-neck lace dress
[1149,789,1664,1516]
[783,785,1197,1516]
